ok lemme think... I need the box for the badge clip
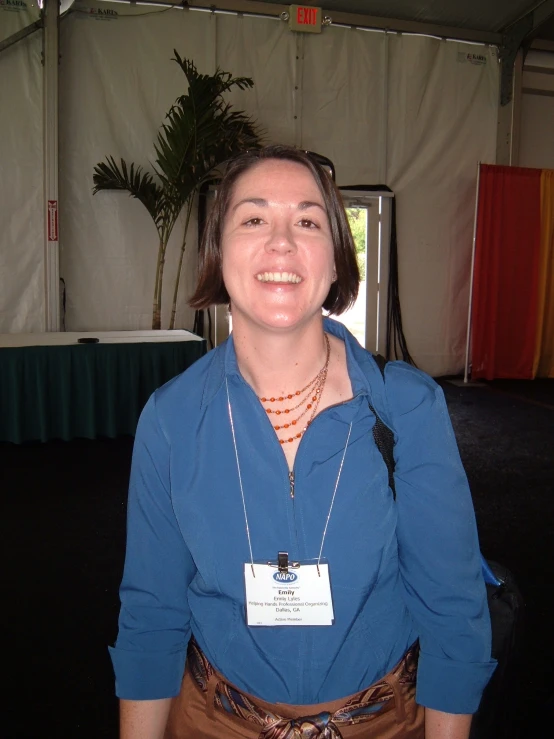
[278,551,289,573]
[267,552,300,573]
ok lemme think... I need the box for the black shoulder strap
[369,354,397,500]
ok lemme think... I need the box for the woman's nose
[265,223,297,254]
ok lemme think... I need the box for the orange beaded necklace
[259,334,331,445]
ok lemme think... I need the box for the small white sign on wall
[0,0,29,12]
[457,51,487,66]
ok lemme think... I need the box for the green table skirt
[0,340,206,443]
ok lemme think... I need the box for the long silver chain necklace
[225,377,352,572]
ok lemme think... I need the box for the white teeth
[256,272,302,284]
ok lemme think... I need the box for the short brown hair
[189,144,359,315]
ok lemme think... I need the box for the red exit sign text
[289,5,322,33]
[297,6,317,25]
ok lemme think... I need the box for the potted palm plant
[93,51,262,329]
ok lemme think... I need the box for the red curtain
[471,164,542,379]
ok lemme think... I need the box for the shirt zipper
[286,393,362,501]
[289,470,295,499]
[241,373,362,502]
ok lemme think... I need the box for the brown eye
[245,217,264,226]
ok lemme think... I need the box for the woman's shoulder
[324,317,442,420]
[382,359,438,393]
[373,359,452,444]
[358,352,443,427]
[382,359,443,416]
[149,342,227,429]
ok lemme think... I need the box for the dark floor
[3,378,553,738]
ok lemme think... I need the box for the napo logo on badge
[273,571,298,583]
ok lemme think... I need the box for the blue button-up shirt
[110,318,496,714]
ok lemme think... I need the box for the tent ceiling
[250,0,554,40]
[537,12,554,38]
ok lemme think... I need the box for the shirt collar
[200,317,377,409]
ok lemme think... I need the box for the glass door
[336,191,392,352]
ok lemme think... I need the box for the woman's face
[221,159,335,335]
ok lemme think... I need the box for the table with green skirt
[0,330,207,443]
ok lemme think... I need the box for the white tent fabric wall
[300,27,386,185]
[386,36,499,374]
[59,5,214,331]
[0,8,44,333]
[219,21,498,374]
[215,14,297,146]
[219,19,386,183]
[6,4,499,375]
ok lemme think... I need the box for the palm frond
[172,51,255,98]
[92,156,166,231]
[153,54,262,195]
[92,52,263,329]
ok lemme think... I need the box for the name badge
[244,562,334,626]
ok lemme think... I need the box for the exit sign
[289,5,322,33]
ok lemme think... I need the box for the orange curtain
[534,170,554,378]
[471,164,542,379]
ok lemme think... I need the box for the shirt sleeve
[385,362,497,714]
[109,392,197,700]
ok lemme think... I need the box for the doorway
[335,191,392,353]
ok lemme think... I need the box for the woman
[110,145,496,739]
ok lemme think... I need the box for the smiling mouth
[256,272,302,284]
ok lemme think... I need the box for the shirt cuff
[109,646,187,700]
[416,652,498,714]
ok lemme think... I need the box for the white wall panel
[0,8,44,332]
[300,27,385,185]
[386,37,499,374]
[520,93,554,169]
[520,66,554,170]
[215,14,296,145]
[59,5,214,330]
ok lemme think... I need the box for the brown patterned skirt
[165,639,424,739]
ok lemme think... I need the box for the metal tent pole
[43,0,61,331]
[464,162,481,383]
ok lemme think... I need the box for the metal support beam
[43,0,61,331]
[0,20,43,56]
[496,49,523,165]
[499,16,532,106]
[532,0,554,30]
[500,0,554,105]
